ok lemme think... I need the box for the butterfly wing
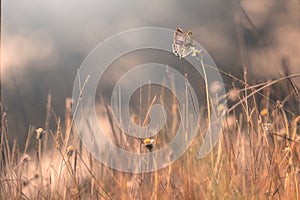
[172,28,195,58]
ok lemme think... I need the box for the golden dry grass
[0,70,300,199]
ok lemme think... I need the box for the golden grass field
[2,0,300,199]
[0,67,300,199]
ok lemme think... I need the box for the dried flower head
[283,145,291,152]
[143,138,154,150]
[263,123,273,132]
[264,191,270,197]
[276,100,283,110]
[67,145,76,157]
[227,88,240,102]
[232,188,239,196]
[35,128,46,140]
[209,81,222,94]
[260,109,268,116]
[217,103,227,115]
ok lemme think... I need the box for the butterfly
[172,28,195,59]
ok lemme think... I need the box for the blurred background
[2,0,300,146]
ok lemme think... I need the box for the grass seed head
[35,128,46,140]
[67,145,76,157]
